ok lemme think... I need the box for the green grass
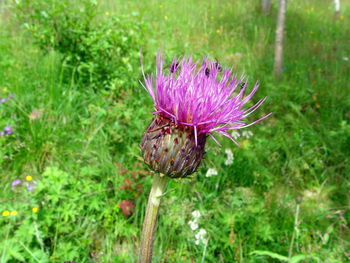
[0,0,349,262]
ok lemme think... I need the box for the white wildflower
[197,228,207,236]
[194,228,208,245]
[205,168,218,177]
[231,131,241,140]
[224,148,234,165]
[188,220,199,231]
[192,210,201,219]
[242,130,253,139]
[343,56,349,61]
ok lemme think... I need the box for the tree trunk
[262,0,271,14]
[334,0,340,17]
[273,0,287,79]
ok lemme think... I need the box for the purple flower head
[11,179,22,187]
[0,98,7,103]
[4,126,12,135]
[25,180,37,192]
[8,94,14,99]
[142,53,271,146]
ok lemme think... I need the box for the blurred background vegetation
[0,0,349,262]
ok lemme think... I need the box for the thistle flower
[141,53,270,178]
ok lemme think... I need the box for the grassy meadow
[0,0,349,262]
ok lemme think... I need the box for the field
[0,0,349,262]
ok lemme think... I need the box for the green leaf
[250,250,288,262]
[8,247,26,261]
[290,254,321,263]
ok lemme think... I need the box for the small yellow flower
[2,210,10,217]
[105,11,109,16]
[315,103,320,109]
[164,15,168,20]
[11,210,18,216]
[26,175,33,181]
[32,207,39,213]
[242,139,250,149]
[216,29,221,34]
[3,87,8,92]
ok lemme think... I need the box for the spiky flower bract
[141,53,270,178]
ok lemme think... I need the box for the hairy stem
[139,173,168,263]
[288,203,300,258]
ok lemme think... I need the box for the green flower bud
[141,116,206,178]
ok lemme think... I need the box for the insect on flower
[169,62,179,73]
[140,52,271,178]
[214,58,223,72]
[205,58,222,77]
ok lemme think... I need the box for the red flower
[120,178,133,190]
[118,200,135,216]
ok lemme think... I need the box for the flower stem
[139,173,168,263]
[288,203,300,258]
